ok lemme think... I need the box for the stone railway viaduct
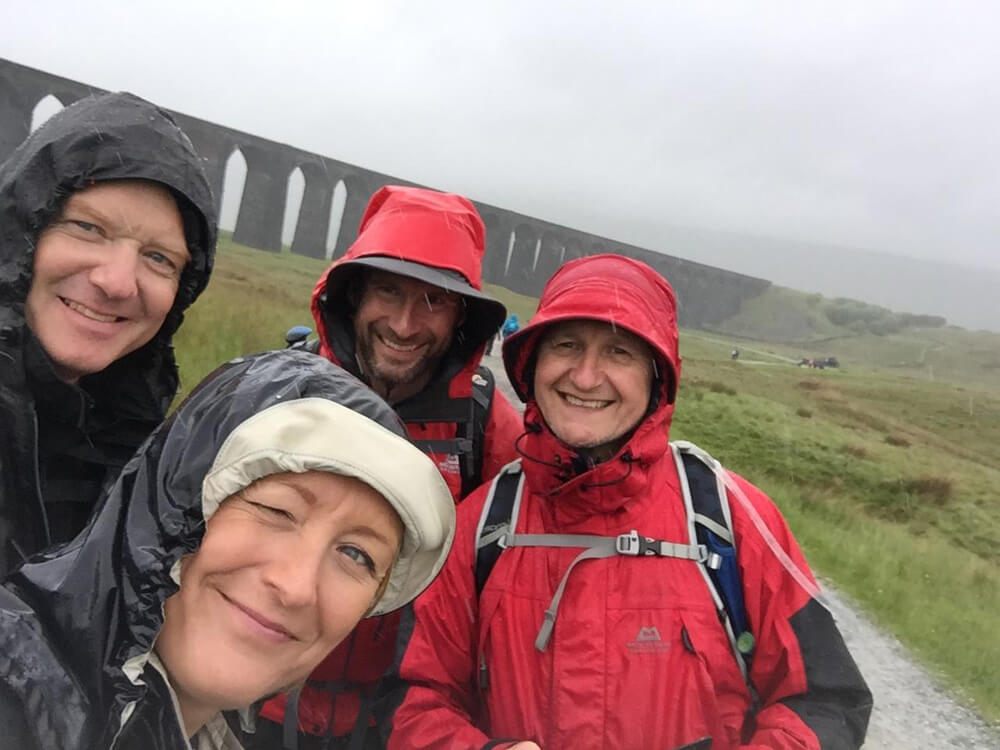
[1,58,770,327]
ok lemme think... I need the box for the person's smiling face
[25,179,189,383]
[533,319,655,460]
[352,269,464,401]
[156,470,403,734]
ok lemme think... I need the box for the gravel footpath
[480,350,1000,749]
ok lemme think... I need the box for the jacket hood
[503,253,680,404]
[1,349,453,749]
[501,254,682,511]
[0,91,217,414]
[311,185,506,368]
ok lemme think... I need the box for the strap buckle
[615,529,659,556]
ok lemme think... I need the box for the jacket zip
[29,406,52,548]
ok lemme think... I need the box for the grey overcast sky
[3,0,999,276]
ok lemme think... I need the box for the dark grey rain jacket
[0,349,409,750]
[0,91,217,575]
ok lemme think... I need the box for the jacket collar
[517,400,672,521]
[23,331,90,430]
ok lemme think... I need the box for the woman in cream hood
[0,349,455,750]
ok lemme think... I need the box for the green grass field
[175,239,1000,722]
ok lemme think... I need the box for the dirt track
[481,350,1000,749]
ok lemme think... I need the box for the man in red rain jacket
[386,254,871,750]
[253,186,522,748]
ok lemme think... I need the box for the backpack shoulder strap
[462,366,495,497]
[474,459,523,596]
[672,440,756,686]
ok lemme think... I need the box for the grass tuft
[708,380,737,396]
[840,444,869,459]
[902,477,954,504]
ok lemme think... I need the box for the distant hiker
[502,312,520,339]
[0,92,217,576]
[252,186,521,748]
[385,254,872,749]
[0,350,455,750]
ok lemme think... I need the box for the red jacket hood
[340,185,487,286]
[502,254,682,514]
[310,186,506,365]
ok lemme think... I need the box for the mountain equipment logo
[438,453,461,476]
[627,626,670,654]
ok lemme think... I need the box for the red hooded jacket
[387,255,871,749]
[258,186,522,741]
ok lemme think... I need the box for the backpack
[473,440,756,689]
[400,365,495,499]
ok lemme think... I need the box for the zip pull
[478,652,489,691]
[681,625,696,654]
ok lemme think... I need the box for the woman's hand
[507,743,541,750]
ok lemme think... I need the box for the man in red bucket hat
[252,186,522,749]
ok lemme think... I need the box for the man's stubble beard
[355,324,451,398]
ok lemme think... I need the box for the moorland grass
[174,239,1000,722]
[672,358,1000,720]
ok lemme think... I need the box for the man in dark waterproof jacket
[0,91,217,576]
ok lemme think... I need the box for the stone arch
[479,211,509,285]
[290,160,336,260]
[530,230,565,296]
[218,147,248,234]
[232,144,299,253]
[329,172,376,259]
[503,231,517,277]
[281,166,305,250]
[505,223,539,296]
[561,237,587,266]
[325,180,347,259]
[29,94,64,132]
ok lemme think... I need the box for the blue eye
[61,218,103,238]
[142,249,184,279]
[340,545,376,575]
[145,250,178,269]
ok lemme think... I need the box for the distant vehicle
[797,356,839,369]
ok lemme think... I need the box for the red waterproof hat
[315,186,506,350]
[503,253,681,404]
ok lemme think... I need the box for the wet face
[25,180,189,383]
[156,471,403,734]
[533,319,655,459]
[352,269,464,401]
